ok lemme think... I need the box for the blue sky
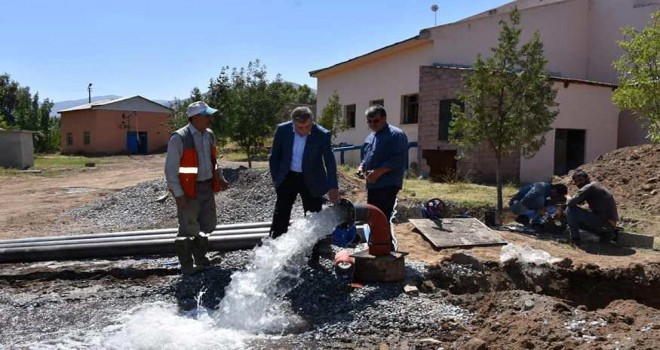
[2,0,511,102]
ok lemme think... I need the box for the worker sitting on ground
[509,182,568,226]
[565,170,619,244]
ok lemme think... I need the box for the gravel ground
[2,166,658,349]
[68,168,306,233]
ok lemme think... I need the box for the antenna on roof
[88,83,93,103]
[431,4,439,26]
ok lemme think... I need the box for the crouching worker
[165,101,229,275]
[565,170,619,244]
[509,182,568,226]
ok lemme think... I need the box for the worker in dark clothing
[565,170,619,243]
[509,182,568,225]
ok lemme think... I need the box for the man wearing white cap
[165,101,229,275]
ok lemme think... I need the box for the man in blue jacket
[269,106,340,264]
[509,182,568,225]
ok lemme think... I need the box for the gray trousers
[175,181,217,265]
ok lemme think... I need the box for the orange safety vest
[175,126,221,198]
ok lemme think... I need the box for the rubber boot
[175,238,203,275]
[192,234,211,267]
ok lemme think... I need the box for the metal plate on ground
[409,218,508,250]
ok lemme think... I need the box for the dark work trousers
[367,185,400,223]
[565,205,613,241]
[270,172,324,260]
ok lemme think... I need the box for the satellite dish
[431,4,439,12]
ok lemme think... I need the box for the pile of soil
[555,144,660,234]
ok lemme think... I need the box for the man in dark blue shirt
[509,182,567,225]
[357,105,409,224]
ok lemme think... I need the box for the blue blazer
[269,121,338,197]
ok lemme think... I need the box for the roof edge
[309,35,429,77]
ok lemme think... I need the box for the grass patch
[0,154,116,177]
[401,178,518,208]
[337,165,517,209]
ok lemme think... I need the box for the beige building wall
[61,110,170,154]
[316,42,433,166]
[427,0,591,81]
[587,0,660,84]
[312,0,659,168]
[519,81,619,183]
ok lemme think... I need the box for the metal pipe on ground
[0,233,267,264]
[0,228,271,249]
[0,221,274,246]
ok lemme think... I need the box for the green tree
[0,115,9,130]
[207,68,233,146]
[35,99,55,152]
[612,11,660,143]
[14,87,32,131]
[450,9,558,213]
[292,84,316,105]
[318,92,347,140]
[167,97,190,132]
[213,60,287,168]
[0,73,20,125]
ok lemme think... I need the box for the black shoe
[515,215,530,226]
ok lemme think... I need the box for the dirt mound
[556,144,660,234]
[425,254,660,349]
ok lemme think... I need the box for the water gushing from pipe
[214,209,342,333]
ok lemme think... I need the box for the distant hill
[51,95,120,116]
[50,82,314,116]
[51,96,172,116]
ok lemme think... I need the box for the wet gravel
[0,252,472,349]
[1,167,475,349]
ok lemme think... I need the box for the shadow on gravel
[0,266,178,282]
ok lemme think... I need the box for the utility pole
[88,83,93,103]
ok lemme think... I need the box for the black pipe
[0,228,271,249]
[0,221,274,246]
[0,233,267,264]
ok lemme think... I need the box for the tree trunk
[247,145,253,169]
[496,156,503,218]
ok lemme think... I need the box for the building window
[83,131,91,145]
[402,94,419,124]
[66,132,73,146]
[344,104,356,128]
[439,99,463,140]
[369,99,384,107]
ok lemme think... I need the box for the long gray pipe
[0,233,267,264]
[0,221,274,246]
[0,228,271,249]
